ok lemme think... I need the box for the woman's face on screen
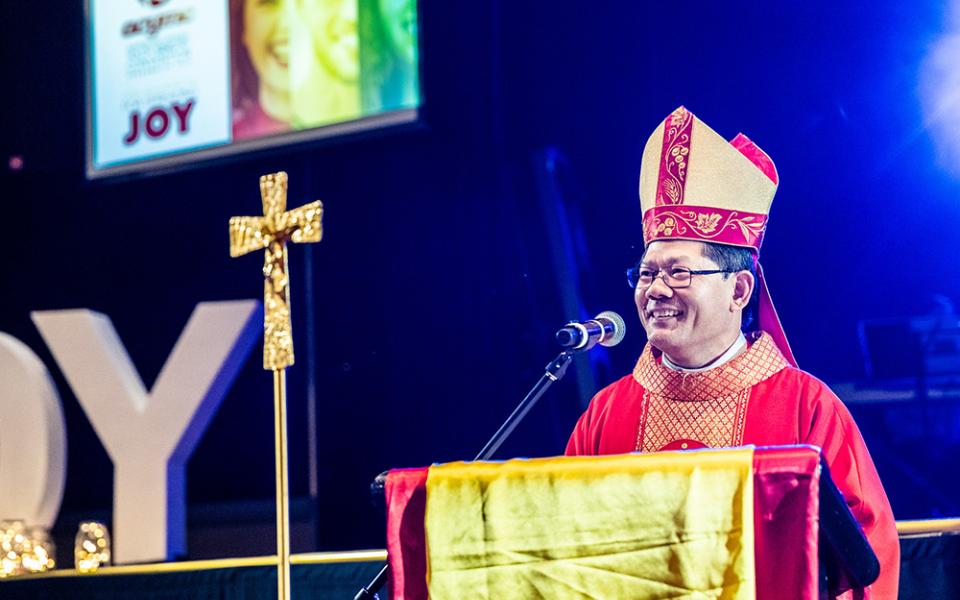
[379,0,416,65]
[300,0,359,82]
[243,0,292,94]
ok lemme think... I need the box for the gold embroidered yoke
[632,334,789,452]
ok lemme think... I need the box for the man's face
[635,240,741,362]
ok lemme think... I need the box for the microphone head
[596,311,626,347]
[555,327,577,347]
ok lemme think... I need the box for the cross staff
[229,171,322,600]
[229,171,323,370]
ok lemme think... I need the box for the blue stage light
[921,3,960,175]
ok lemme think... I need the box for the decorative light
[74,521,111,573]
[0,520,56,577]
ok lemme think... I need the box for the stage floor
[1,525,957,599]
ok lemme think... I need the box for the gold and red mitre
[638,106,797,366]
[639,106,777,249]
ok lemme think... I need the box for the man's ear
[732,270,755,311]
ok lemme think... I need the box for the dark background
[2,0,960,555]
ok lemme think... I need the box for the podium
[383,446,878,599]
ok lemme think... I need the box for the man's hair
[701,242,758,331]
[701,243,756,278]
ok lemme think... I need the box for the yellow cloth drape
[425,449,755,599]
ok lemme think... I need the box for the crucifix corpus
[229,171,323,600]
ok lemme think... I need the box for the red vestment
[566,333,900,599]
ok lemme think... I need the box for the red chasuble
[566,333,900,599]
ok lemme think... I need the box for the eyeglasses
[626,266,736,289]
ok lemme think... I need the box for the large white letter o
[0,332,67,529]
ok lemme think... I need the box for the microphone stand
[353,350,575,600]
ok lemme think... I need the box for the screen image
[86,0,420,178]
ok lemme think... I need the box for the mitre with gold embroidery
[638,106,797,366]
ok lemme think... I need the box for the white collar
[662,332,747,374]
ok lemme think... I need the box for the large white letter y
[32,300,261,564]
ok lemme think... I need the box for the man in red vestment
[566,107,900,598]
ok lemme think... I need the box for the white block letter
[32,300,261,563]
[0,333,67,529]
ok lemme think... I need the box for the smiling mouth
[268,42,289,68]
[646,308,683,321]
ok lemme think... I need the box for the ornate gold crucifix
[229,171,323,600]
[230,171,324,370]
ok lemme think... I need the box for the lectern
[382,446,878,599]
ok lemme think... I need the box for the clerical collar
[662,333,747,374]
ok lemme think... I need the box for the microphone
[555,311,626,351]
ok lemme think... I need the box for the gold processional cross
[230,171,324,370]
[229,171,323,600]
